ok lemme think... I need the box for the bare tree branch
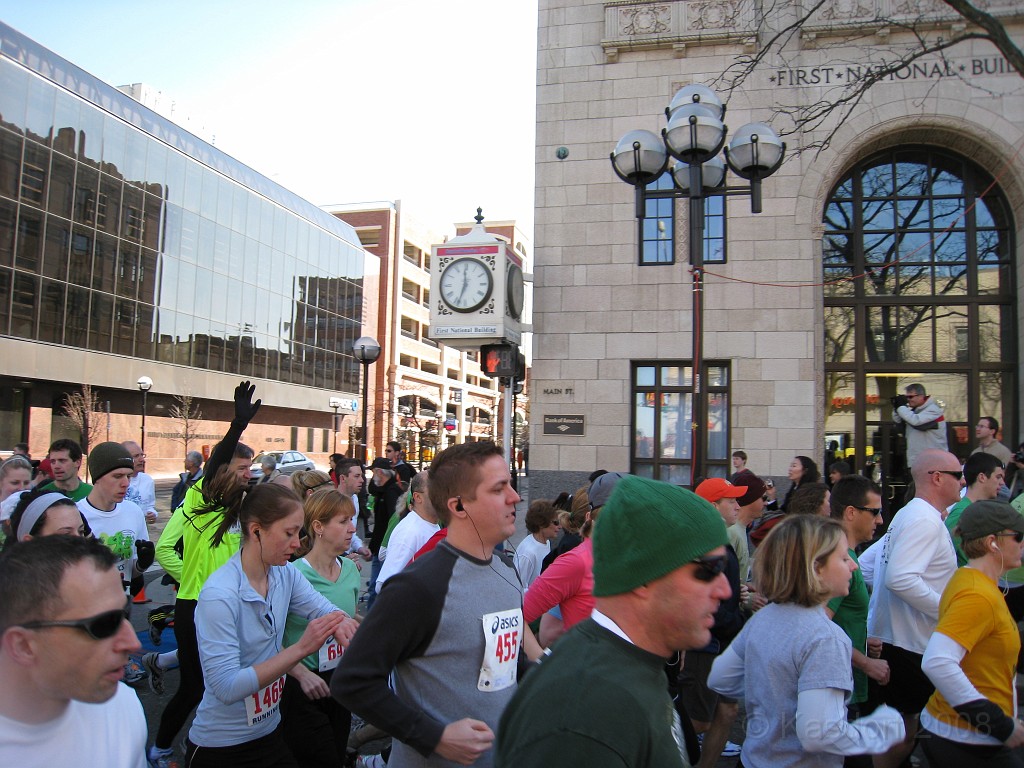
[168,390,203,457]
[714,1,1024,155]
[61,385,105,458]
[942,0,1024,77]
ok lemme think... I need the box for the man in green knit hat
[496,475,731,768]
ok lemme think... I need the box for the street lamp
[329,397,343,455]
[611,84,785,486]
[352,336,381,463]
[136,375,153,454]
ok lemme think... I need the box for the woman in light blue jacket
[187,483,358,767]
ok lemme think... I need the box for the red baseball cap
[695,477,745,503]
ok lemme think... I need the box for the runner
[148,381,259,768]
[186,483,358,767]
[7,486,87,543]
[0,536,147,767]
[280,487,361,767]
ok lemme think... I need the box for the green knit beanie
[592,475,728,596]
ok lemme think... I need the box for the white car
[249,450,316,482]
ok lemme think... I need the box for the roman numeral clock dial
[440,257,493,313]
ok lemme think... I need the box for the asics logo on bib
[491,614,520,634]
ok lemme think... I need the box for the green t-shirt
[283,556,360,671]
[41,480,93,503]
[380,511,402,550]
[827,549,869,704]
[945,498,972,568]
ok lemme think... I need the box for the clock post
[429,210,530,455]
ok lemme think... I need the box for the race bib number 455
[245,675,286,727]
[478,608,522,692]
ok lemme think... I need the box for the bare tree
[168,391,203,456]
[716,0,1024,154]
[61,384,105,457]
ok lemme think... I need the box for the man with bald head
[868,449,961,767]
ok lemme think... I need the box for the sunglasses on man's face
[928,469,964,481]
[690,555,727,582]
[18,597,131,640]
[997,531,1024,544]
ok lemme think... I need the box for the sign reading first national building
[771,56,1016,87]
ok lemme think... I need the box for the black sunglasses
[854,506,883,515]
[997,531,1024,543]
[18,597,131,640]
[690,555,727,582]
[928,470,964,481]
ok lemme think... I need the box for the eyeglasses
[928,470,964,481]
[854,506,883,515]
[997,531,1024,543]
[547,520,560,527]
[18,598,131,640]
[690,555,727,582]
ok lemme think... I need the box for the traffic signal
[481,344,524,379]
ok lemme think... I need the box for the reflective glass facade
[0,24,365,391]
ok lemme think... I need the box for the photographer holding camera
[892,383,948,473]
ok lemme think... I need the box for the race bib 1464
[245,675,286,727]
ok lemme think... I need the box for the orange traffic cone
[133,585,151,604]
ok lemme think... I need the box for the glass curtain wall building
[0,23,367,458]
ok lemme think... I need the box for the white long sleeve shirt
[867,497,957,653]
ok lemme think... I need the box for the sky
[0,0,539,236]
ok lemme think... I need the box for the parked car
[249,450,316,483]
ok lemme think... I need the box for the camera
[1014,449,1024,465]
[890,394,909,409]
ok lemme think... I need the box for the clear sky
[0,0,539,237]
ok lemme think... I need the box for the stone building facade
[531,0,1024,507]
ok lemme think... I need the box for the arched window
[822,147,1015,503]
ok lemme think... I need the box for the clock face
[440,258,493,313]
[507,264,524,319]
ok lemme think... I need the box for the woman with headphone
[186,483,358,767]
[921,500,1024,767]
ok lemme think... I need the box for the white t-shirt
[0,682,147,767]
[346,493,365,554]
[513,534,551,590]
[375,512,441,593]
[77,497,149,591]
[125,473,157,519]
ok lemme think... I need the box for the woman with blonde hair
[291,469,334,499]
[280,487,361,768]
[709,514,905,766]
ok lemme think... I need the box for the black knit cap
[87,441,136,482]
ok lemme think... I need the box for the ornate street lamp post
[611,84,785,486]
[352,336,381,463]
[136,375,153,454]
